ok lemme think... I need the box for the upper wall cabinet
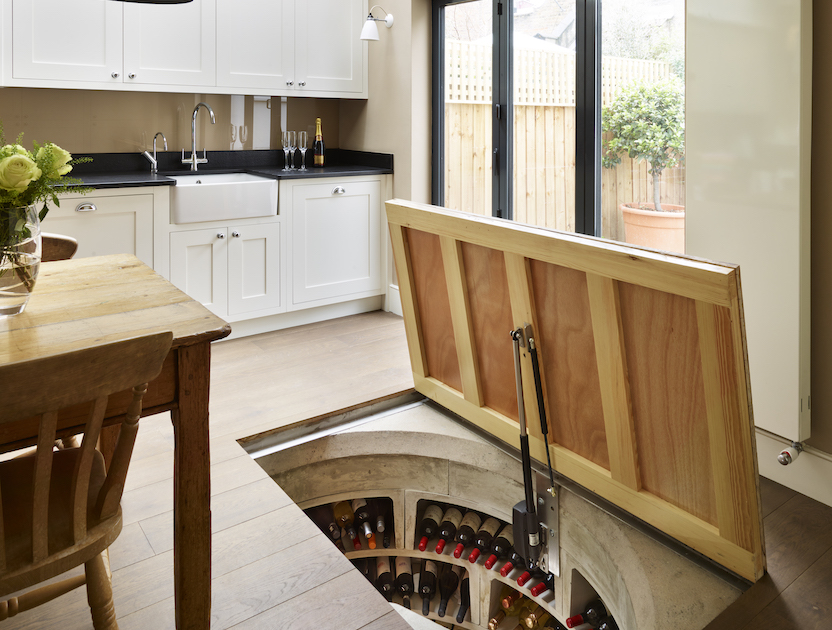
[9,0,215,88]
[3,0,367,98]
[216,0,367,97]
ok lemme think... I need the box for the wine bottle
[333,500,358,541]
[500,585,523,612]
[500,548,526,577]
[372,498,386,533]
[436,564,463,617]
[453,510,482,558]
[530,572,555,597]
[435,507,463,554]
[419,558,438,616]
[595,617,619,630]
[542,618,568,630]
[416,504,443,551]
[394,556,414,609]
[456,570,470,623]
[352,557,370,581]
[381,500,393,549]
[352,498,377,549]
[468,517,502,563]
[305,505,340,542]
[520,604,549,629]
[375,556,394,601]
[565,599,608,628]
[517,567,544,588]
[313,117,325,166]
[487,609,506,630]
[484,524,514,569]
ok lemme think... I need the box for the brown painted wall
[0,88,340,155]
[809,2,832,454]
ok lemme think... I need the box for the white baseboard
[386,283,403,316]
[221,296,384,341]
[756,429,832,508]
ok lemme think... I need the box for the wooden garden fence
[444,40,685,241]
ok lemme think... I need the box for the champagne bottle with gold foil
[313,117,325,166]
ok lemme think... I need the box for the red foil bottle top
[484,554,498,569]
[468,548,481,563]
[516,570,532,587]
[566,615,585,628]
[530,580,549,597]
[418,536,429,552]
[453,543,465,558]
[436,539,447,554]
[500,561,514,577]
[352,537,362,550]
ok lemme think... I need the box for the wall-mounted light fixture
[360,5,394,41]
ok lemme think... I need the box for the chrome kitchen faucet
[182,102,216,171]
[142,131,167,174]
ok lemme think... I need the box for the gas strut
[528,330,556,492]
[510,327,541,569]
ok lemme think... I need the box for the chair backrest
[0,332,173,569]
[41,233,78,262]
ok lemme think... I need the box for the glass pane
[600,0,685,251]
[512,0,577,231]
[444,1,493,216]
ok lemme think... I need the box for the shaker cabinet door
[294,0,366,94]
[123,0,216,87]
[291,180,382,308]
[170,227,228,318]
[227,221,284,316]
[12,0,123,83]
[216,0,294,90]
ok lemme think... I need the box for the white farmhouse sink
[170,173,278,224]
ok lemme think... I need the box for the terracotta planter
[620,203,685,254]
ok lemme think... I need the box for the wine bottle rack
[300,489,570,630]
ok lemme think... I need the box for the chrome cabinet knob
[128,73,136,79]
[217,232,225,239]
[286,80,294,86]
[111,72,119,79]
[299,81,306,87]
[232,231,240,238]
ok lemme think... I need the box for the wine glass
[239,125,248,146]
[297,131,308,171]
[281,131,292,171]
[287,130,297,170]
[229,124,237,149]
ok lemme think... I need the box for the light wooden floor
[4,310,831,629]
[1,310,414,630]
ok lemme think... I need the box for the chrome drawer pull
[332,186,346,195]
[75,203,97,212]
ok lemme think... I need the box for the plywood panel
[619,282,718,526]
[529,260,609,470]
[460,242,518,421]
[406,228,463,393]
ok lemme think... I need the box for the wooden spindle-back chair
[41,233,79,263]
[0,331,173,629]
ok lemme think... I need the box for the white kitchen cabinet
[46,189,155,267]
[9,0,216,89]
[215,0,367,97]
[169,221,284,320]
[288,178,382,309]
[216,0,294,90]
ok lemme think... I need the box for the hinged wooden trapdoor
[387,199,765,582]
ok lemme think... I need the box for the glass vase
[0,205,41,317]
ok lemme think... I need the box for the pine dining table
[0,254,231,629]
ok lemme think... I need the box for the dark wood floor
[706,477,832,629]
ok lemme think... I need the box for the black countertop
[68,149,393,189]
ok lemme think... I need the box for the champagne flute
[287,130,297,170]
[281,130,291,171]
[298,131,308,171]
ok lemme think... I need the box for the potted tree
[602,77,685,253]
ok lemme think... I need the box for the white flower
[0,154,42,193]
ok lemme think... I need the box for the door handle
[332,186,346,195]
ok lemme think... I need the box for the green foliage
[602,78,685,177]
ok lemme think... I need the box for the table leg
[171,343,213,629]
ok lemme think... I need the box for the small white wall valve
[778,442,804,466]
